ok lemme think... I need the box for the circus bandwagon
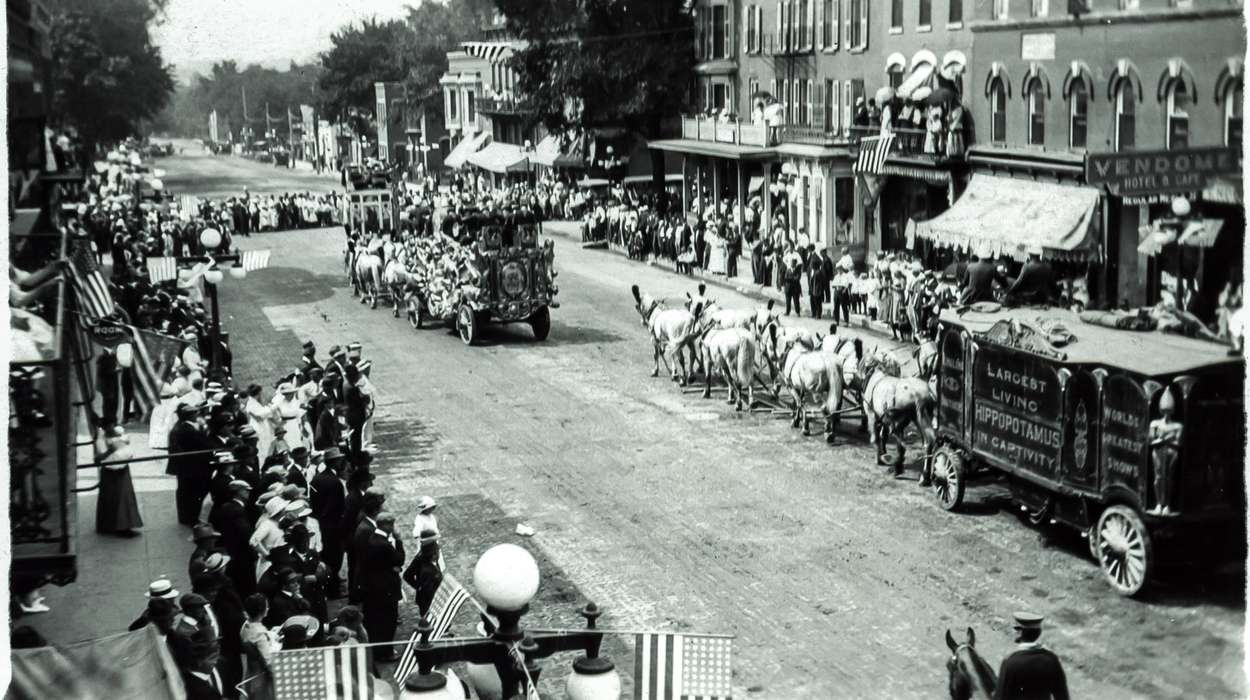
[927,306,1245,596]
[409,210,558,345]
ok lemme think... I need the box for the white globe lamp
[1170,196,1191,218]
[150,178,164,191]
[178,268,193,282]
[229,266,247,280]
[115,343,134,368]
[399,670,461,700]
[199,227,222,249]
[473,544,539,612]
[566,655,621,700]
[204,268,224,284]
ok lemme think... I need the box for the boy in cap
[995,612,1069,700]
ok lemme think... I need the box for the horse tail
[736,333,757,387]
[631,284,642,305]
[822,356,844,416]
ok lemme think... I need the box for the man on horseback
[994,613,1070,700]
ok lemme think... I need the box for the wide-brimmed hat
[147,578,180,599]
[284,499,313,518]
[192,524,221,541]
[203,552,231,574]
[264,497,290,517]
[278,383,296,395]
[416,496,437,513]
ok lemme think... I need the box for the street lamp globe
[1171,196,1191,218]
[204,269,224,284]
[199,227,223,249]
[566,656,621,700]
[399,671,461,700]
[473,544,539,611]
[229,266,247,280]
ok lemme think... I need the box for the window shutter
[830,79,840,132]
[832,0,839,49]
[726,5,735,57]
[770,78,777,100]
[842,80,853,135]
[776,1,783,52]
[814,81,824,128]
[815,0,823,50]
[843,0,851,50]
[807,79,814,126]
[743,5,750,53]
[858,0,868,49]
[806,0,816,49]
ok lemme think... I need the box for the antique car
[929,306,1244,596]
[434,210,557,345]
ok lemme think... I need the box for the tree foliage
[156,61,322,140]
[47,0,175,145]
[494,0,696,137]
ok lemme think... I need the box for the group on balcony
[853,85,967,159]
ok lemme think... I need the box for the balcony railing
[478,97,530,116]
[680,115,777,148]
[847,125,965,162]
[762,33,814,57]
[778,123,853,147]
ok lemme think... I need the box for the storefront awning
[913,174,1101,261]
[622,174,683,185]
[647,138,776,161]
[466,142,530,174]
[530,133,585,168]
[897,63,935,100]
[444,131,491,170]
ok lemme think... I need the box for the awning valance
[444,131,491,170]
[897,63,935,100]
[466,142,530,174]
[913,174,1102,261]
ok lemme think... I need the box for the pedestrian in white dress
[244,384,278,460]
[271,383,308,450]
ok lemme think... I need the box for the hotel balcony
[680,114,778,148]
[847,125,965,163]
[478,97,531,116]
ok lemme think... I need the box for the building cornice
[969,6,1241,33]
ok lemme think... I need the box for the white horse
[857,349,936,473]
[699,326,759,411]
[382,251,411,318]
[632,284,702,385]
[771,324,845,441]
[698,300,757,332]
[759,321,820,384]
[355,251,384,309]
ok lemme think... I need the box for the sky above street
[152,0,414,82]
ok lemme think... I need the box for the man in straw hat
[995,612,1069,700]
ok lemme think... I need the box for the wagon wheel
[930,444,965,512]
[1093,505,1153,597]
[412,302,423,330]
[529,306,551,341]
[456,304,479,346]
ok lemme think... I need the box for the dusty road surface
[160,150,1244,699]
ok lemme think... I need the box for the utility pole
[242,85,249,122]
[265,102,273,142]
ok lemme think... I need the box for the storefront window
[1166,80,1190,150]
[1027,79,1045,146]
[1069,81,1088,149]
[1115,83,1135,151]
[1225,83,1244,146]
[989,78,1007,143]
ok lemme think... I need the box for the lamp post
[400,544,620,700]
[418,138,439,180]
[596,146,623,187]
[177,227,249,371]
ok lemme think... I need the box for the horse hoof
[825,433,836,445]
[702,391,712,400]
[650,370,659,378]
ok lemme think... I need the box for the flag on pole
[271,645,374,700]
[146,257,179,284]
[393,574,472,683]
[239,249,271,271]
[129,326,186,414]
[852,134,895,175]
[68,237,115,319]
[633,633,734,700]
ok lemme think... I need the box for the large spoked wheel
[930,444,966,512]
[529,306,551,341]
[1093,505,1153,597]
[456,304,479,346]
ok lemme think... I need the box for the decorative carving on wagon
[981,318,1068,361]
[1062,369,1100,488]
[1147,383,1184,516]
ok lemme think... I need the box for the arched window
[989,78,1007,143]
[888,66,904,90]
[1223,81,1243,147]
[1165,79,1191,149]
[1026,77,1046,146]
[1069,80,1089,149]
[1115,82,1135,151]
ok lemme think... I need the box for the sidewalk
[543,221,898,339]
[21,423,191,645]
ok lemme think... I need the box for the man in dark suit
[310,453,348,598]
[314,402,343,450]
[169,403,218,526]
[181,627,226,700]
[285,447,310,492]
[192,571,243,697]
[402,530,444,618]
[301,340,321,373]
[959,254,1003,306]
[994,612,1070,700]
[358,512,404,659]
[343,366,369,457]
[265,568,311,627]
[215,480,257,597]
[348,487,386,604]
[807,255,827,319]
[1005,252,1060,307]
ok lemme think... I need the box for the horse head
[945,628,996,700]
[631,285,659,325]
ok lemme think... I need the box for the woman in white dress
[244,383,278,459]
[271,383,308,450]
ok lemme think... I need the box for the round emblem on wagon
[501,262,527,297]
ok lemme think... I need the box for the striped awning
[462,42,513,64]
[444,131,491,170]
[466,142,530,174]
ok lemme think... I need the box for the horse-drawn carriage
[928,306,1245,596]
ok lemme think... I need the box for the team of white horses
[631,282,939,475]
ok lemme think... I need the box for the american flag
[239,249,272,271]
[270,645,374,700]
[852,134,895,176]
[146,256,179,283]
[392,574,472,684]
[178,194,200,221]
[633,633,733,700]
[129,326,186,415]
[68,237,115,319]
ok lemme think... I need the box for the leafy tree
[157,61,322,140]
[494,0,696,186]
[317,18,415,135]
[47,0,175,150]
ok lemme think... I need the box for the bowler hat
[203,552,231,574]
[192,524,221,541]
[321,447,344,462]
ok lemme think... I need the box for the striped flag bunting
[130,326,186,415]
[239,249,272,271]
[852,134,895,175]
[146,256,179,284]
[270,645,374,700]
[178,194,200,221]
[68,237,115,319]
[461,41,512,63]
[633,633,733,700]
[393,574,472,684]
